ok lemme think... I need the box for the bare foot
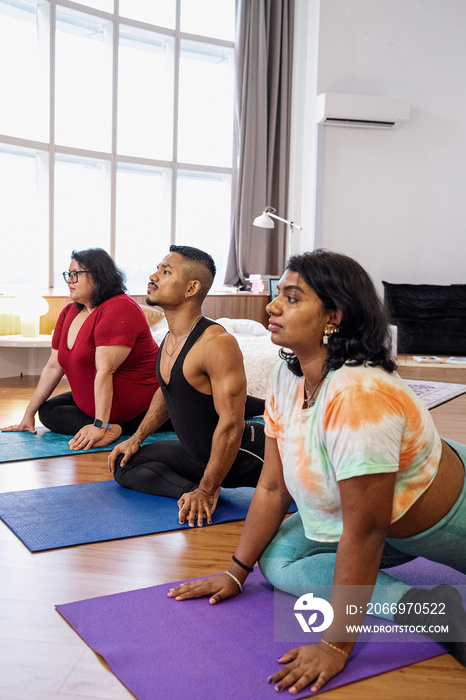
[93,424,122,447]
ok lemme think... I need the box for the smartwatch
[93,419,112,429]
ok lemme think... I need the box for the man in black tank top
[108,245,265,527]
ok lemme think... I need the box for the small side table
[0,335,52,378]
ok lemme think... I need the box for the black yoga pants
[114,418,265,499]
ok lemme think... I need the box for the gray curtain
[225,0,294,286]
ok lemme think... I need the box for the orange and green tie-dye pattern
[264,361,441,542]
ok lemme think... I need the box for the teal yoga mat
[0,427,178,463]
[0,481,296,552]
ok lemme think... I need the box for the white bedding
[234,333,281,398]
[151,316,280,399]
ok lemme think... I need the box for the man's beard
[145,295,159,307]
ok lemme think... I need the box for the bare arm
[94,345,131,422]
[1,349,63,432]
[270,471,396,695]
[69,344,132,450]
[201,334,247,486]
[177,332,249,527]
[169,435,292,600]
[108,387,169,472]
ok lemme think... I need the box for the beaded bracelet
[224,570,243,592]
[132,432,143,447]
[232,555,254,573]
[321,639,349,658]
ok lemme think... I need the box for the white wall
[291,0,466,289]
[287,0,321,256]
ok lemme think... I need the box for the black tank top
[156,317,222,465]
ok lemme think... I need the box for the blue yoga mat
[0,481,296,552]
[0,427,178,463]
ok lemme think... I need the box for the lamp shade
[253,206,303,263]
[12,293,49,337]
[253,212,275,229]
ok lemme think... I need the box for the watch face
[94,419,111,429]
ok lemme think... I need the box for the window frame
[0,0,235,289]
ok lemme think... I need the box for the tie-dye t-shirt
[264,361,442,542]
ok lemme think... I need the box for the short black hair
[169,244,216,301]
[280,249,397,376]
[70,248,127,310]
[169,245,216,279]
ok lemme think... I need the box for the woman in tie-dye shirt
[169,250,466,692]
[263,359,443,543]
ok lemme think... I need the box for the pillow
[138,304,165,329]
[215,317,269,336]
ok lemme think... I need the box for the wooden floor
[0,366,465,700]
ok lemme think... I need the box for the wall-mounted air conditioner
[316,93,410,129]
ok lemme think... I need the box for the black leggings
[114,420,265,499]
[38,391,162,437]
[114,396,266,499]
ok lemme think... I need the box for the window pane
[181,0,235,41]
[119,0,175,29]
[115,166,171,288]
[176,171,231,286]
[0,1,47,141]
[54,156,110,287]
[80,1,114,13]
[55,9,112,151]
[178,40,234,167]
[0,148,47,288]
[118,28,173,160]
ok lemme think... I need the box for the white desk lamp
[253,206,302,259]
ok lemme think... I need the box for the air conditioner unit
[316,93,410,129]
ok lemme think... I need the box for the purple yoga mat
[56,559,466,700]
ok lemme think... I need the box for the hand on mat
[2,413,37,433]
[177,486,220,527]
[268,642,348,695]
[69,424,122,451]
[168,573,241,604]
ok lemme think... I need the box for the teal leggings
[258,439,466,622]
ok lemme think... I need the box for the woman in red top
[2,249,159,450]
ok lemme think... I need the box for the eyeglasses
[62,270,90,283]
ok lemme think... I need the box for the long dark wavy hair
[70,248,127,310]
[280,249,397,376]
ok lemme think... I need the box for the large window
[0,0,235,290]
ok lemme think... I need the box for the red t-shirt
[52,295,159,424]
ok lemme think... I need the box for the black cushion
[382,281,466,354]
